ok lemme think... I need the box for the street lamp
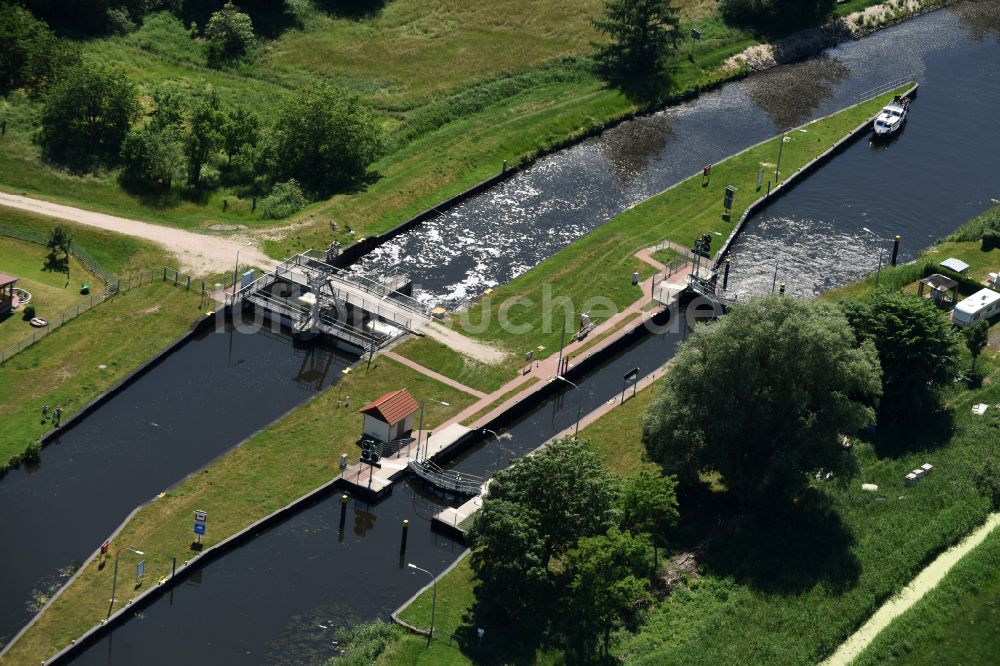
[231,248,242,302]
[862,227,887,288]
[108,546,144,618]
[417,398,450,462]
[407,563,437,646]
[482,428,510,472]
[554,375,583,438]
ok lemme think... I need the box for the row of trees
[468,438,678,658]
[31,60,384,207]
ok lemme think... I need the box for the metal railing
[290,252,429,316]
[0,223,116,286]
[857,76,914,104]
[408,459,484,496]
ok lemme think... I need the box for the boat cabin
[953,288,1000,328]
[0,273,17,316]
[360,389,419,443]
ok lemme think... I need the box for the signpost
[690,27,701,57]
[193,509,207,544]
[136,559,145,586]
[723,186,736,218]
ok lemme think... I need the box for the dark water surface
[68,320,686,665]
[726,1,1000,297]
[0,315,355,647]
[357,0,1000,309]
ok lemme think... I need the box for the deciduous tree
[205,2,254,62]
[38,64,139,171]
[621,469,678,565]
[273,83,385,196]
[841,291,960,418]
[965,321,990,375]
[643,296,881,507]
[184,94,224,187]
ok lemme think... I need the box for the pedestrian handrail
[857,76,914,105]
[408,459,484,496]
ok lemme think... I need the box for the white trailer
[953,288,1000,327]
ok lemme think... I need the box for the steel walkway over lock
[229,251,431,350]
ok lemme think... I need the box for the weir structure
[229,250,431,351]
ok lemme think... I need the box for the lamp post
[231,248,242,302]
[108,546,144,618]
[483,428,505,472]
[417,398,450,462]
[862,227,888,288]
[408,563,436,646]
[554,375,582,438]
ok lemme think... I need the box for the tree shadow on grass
[867,408,955,460]
[603,72,677,110]
[315,0,391,20]
[449,618,551,666]
[700,489,860,596]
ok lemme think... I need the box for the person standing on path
[53,406,63,427]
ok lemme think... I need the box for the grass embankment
[853,522,1000,666]
[1,356,476,665]
[397,87,909,386]
[392,336,513,394]
[0,0,802,245]
[0,211,198,467]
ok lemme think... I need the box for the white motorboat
[872,96,910,136]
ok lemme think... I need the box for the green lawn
[0,236,98,350]
[392,336,514,394]
[854,523,1000,666]
[1,355,478,666]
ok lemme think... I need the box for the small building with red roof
[360,389,419,443]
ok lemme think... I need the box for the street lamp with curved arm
[554,375,582,439]
[407,563,436,646]
[108,546,145,618]
[417,398,450,462]
[482,428,512,473]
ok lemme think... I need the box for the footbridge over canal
[230,251,431,350]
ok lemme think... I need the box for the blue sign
[136,560,145,578]
[194,522,206,535]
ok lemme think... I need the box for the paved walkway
[823,512,1000,665]
[0,192,273,275]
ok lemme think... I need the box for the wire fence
[0,269,156,365]
[0,223,117,286]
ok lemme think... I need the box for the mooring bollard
[722,258,731,291]
[339,494,348,533]
[779,283,786,296]
[400,519,409,558]
[891,235,901,266]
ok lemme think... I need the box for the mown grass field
[854,522,1000,666]
[0,355,477,665]
[0,237,96,350]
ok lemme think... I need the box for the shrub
[974,459,1000,510]
[23,305,36,320]
[260,179,306,219]
[983,229,1000,252]
[326,620,401,665]
[205,2,255,63]
[21,442,42,465]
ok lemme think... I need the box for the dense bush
[260,178,306,219]
[37,63,139,171]
[325,620,401,666]
[0,3,80,97]
[204,2,254,64]
[23,304,36,319]
[949,204,1000,243]
[720,0,835,33]
[273,83,386,196]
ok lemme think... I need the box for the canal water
[14,1,1000,662]
[0,314,356,648]
[68,319,687,665]
[726,0,1000,297]
[355,0,1000,309]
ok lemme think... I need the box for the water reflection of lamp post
[408,563,437,646]
[554,375,582,438]
[417,398,450,462]
[108,547,144,618]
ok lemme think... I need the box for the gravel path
[823,512,1000,665]
[0,192,274,275]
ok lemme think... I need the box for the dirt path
[0,193,274,275]
[422,321,508,364]
[823,512,1000,665]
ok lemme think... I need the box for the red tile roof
[0,274,17,286]
[361,389,419,426]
